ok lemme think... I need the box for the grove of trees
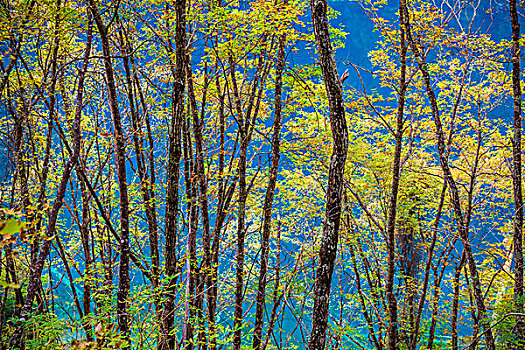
[0,0,524,349]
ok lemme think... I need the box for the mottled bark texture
[186,52,212,350]
[88,1,132,347]
[117,22,161,320]
[262,220,282,350]
[33,0,61,270]
[400,1,495,349]
[79,167,94,341]
[308,0,348,349]
[384,2,407,348]
[161,0,187,348]
[206,71,229,350]
[510,0,525,347]
[181,109,198,350]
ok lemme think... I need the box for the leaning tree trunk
[0,0,35,95]
[399,1,495,349]
[117,22,161,319]
[308,0,349,349]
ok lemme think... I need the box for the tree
[162,0,187,347]
[0,1,519,349]
[308,0,349,349]
[9,2,92,347]
[509,0,524,347]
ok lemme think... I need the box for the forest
[0,0,524,349]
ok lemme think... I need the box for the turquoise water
[7,0,516,349]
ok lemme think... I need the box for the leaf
[0,280,20,289]
[0,219,26,235]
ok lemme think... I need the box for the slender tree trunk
[181,112,198,350]
[4,88,25,316]
[384,3,408,348]
[0,1,35,95]
[510,0,525,347]
[207,121,238,350]
[8,7,91,347]
[32,0,62,268]
[308,0,349,348]
[399,1,495,348]
[252,30,285,350]
[232,37,270,350]
[186,47,212,350]
[118,22,160,296]
[344,193,382,350]
[88,2,131,346]
[161,0,186,348]
[54,234,84,320]
[233,113,249,350]
[414,79,465,350]
[79,169,94,341]
[117,23,162,327]
[262,219,282,350]
[206,68,227,350]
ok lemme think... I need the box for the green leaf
[0,280,20,289]
[0,219,26,235]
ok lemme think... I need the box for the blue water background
[0,0,518,348]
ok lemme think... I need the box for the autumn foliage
[0,0,523,349]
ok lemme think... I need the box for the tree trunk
[33,11,60,268]
[510,0,525,347]
[399,1,495,348]
[308,0,349,348]
[9,5,91,347]
[181,110,198,350]
[0,1,35,95]
[252,30,286,350]
[384,3,408,348]
[88,2,131,347]
[161,0,186,348]
[186,48,212,350]
[262,219,282,350]
[79,168,94,341]
[232,37,270,350]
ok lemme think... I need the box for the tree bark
[0,1,35,95]
[185,45,212,349]
[181,109,198,350]
[33,0,61,268]
[88,1,132,347]
[232,36,271,350]
[206,67,228,350]
[510,0,525,347]
[399,1,495,349]
[78,167,94,341]
[161,0,186,348]
[308,0,349,349]
[117,22,162,322]
[8,6,91,347]
[262,219,282,350]
[252,30,285,350]
[384,3,408,348]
